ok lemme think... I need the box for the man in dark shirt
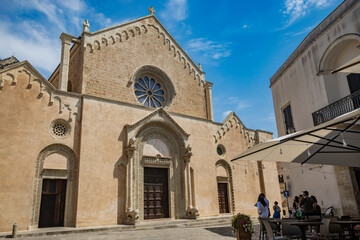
[300,190,314,216]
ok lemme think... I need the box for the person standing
[256,195,270,218]
[259,193,271,217]
[300,191,314,217]
[273,201,281,218]
[293,196,300,211]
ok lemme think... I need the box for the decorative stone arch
[215,159,235,213]
[124,108,198,223]
[319,33,360,73]
[130,65,176,109]
[30,144,78,229]
[136,122,184,219]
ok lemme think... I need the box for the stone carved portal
[216,160,235,214]
[125,109,198,223]
[137,128,184,220]
[30,144,78,229]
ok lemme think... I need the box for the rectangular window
[282,104,295,134]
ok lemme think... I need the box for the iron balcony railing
[312,91,360,126]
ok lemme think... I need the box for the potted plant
[231,212,254,240]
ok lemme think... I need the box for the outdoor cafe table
[268,219,322,240]
[331,220,360,240]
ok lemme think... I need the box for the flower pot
[236,229,251,240]
[236,217,252,240]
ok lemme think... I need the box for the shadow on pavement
[204,226,235,237]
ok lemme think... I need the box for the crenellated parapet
[82,15,205,86]
[0,61,80,122]
[213,112,256,146]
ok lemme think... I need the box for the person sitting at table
[256,194,270,218]
[300,190,314,217]
[273,201,281,219]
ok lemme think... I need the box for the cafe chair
[262,220,291,240]
[258,218,281,240]
[281,223,302,239]
[318,218,345,240]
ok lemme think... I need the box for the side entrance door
[39,179,67,228]
[218,182,229,213]
[144,167,169,219]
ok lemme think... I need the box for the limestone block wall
[0,63,81,232]
[81,17,207,119]
[68,44,84,94]
[212,116,280,217]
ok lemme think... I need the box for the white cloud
[161,0,188,21]
[56,0,86,12]
[15,0,67,31]
[242,25,248,29]
[260,115,276,122]
[282,0,332,26]
[94,13,113,28]
[0,0,119,78]
[222,110,232,119]
[287,24,316,36]
[228,97,251,110]
[186,38,231,60]
[0,22,59,74]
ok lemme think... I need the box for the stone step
[0,215,237,239]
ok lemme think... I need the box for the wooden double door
[144,167,169,219]
[39,179,67,228]
[218,182,230,213]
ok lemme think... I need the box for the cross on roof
[148,6,155,15]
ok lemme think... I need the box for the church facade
[0,10,281,232]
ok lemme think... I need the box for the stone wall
[81,17,207,119]
[0,63,81,231]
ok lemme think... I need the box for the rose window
[135,76,165,108]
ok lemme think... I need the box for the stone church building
[0,9,281,232]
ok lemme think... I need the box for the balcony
[312,91,360,126]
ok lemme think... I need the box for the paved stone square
[14,225,260,240]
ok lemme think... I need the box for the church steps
[0,216,239,238]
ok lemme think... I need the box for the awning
[331,55,360,74]
[231,109,360,167]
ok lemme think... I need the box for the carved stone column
[184,145,199,219]
[125,137,139,225]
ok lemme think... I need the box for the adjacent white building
[270,0,360,215]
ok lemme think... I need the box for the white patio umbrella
[231,109,360,167]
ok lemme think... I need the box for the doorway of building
[144,167,169,219]
[218,183,229,213]
[39,179,67,228]
[347,73,360,109]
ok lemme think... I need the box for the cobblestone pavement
[15,225,260,240]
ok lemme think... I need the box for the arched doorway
[30,144,78,229]
[215,160,235,214]
[124,109,198,224]
[142,138,171,219]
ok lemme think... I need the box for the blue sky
[0,0,344,137]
